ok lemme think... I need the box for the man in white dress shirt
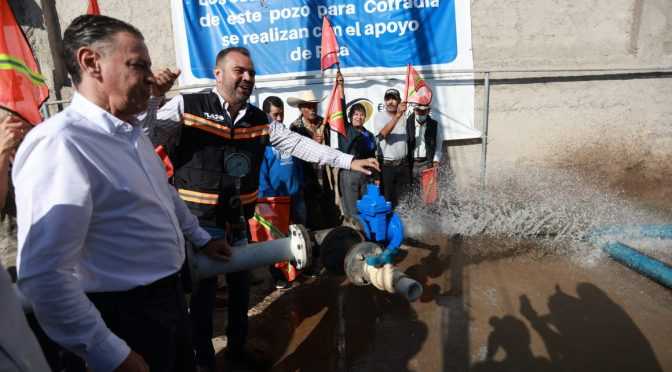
[406,103,443,183]
[13,15,230,372]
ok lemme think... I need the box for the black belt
[414,157,428,162]
[382,158,407,166]
[88,271,181,300]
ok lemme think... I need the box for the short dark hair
[348,103,366,119]
[62,15,144,86]
[215,47,251,66]
[262,96,284,114]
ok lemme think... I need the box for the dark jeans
[87,274,196,372]
[290,192,307,225]
[339,169,368,219]
[381,162,410,209]
[191,227,250,367]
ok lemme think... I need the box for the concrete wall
[12,0,672,209]
[465,0,672,210]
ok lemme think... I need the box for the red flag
[320,16,339,71]
[404,63,433,106]
[324,81,346,137]
[421,166,438,207]
[87,0,100,15]
[0,0,49,125]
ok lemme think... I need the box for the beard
[227,80,253,104]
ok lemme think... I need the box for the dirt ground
[210,234,672,371]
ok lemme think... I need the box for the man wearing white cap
[373,88,409,209]
[406,102,443,184]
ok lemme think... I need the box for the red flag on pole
[0,0,49,125]
[324,81,346,138]
[320,16,339,71]
[87,0,100,15]
[404,63,433,106]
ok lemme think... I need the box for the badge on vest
[204,112,225,122]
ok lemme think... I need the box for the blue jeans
[190,227,250,367]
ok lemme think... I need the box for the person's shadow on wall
[473,282,662,372]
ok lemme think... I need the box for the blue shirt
[258,146,304,197]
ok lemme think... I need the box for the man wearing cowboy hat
[287,90,327,144]
[406,101,443,184]
[287,90,341,230]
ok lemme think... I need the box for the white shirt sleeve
[13,135,130,371]
[170,185,211,247]
[434,123,444,162]
[269,120,353,169]
[142,95,185,147]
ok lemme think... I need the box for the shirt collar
[212,88,248,115]
[70,93,135,135]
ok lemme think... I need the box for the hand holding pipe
[192,224,311,280]
[15,224,313,312]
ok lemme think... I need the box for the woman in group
[336,71,380,221]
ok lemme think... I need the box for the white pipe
[12,225,311,313]
[195,224,310,279]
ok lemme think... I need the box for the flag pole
[404,63,410,102]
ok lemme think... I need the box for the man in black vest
[147,47,379,371]
[406,103,443,185]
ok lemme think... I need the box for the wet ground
[212,234,672,371]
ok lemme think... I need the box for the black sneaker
[224,345,272,371]
[275,279,291,289]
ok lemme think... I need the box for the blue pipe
[603,241,672,288]
[587,224,672,244]
[589,224,672,289]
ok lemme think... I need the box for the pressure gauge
[224,153,251,178]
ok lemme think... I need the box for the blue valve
[355,184,405,267]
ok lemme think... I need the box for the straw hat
[287,90,326,107]
[346,99,374,124]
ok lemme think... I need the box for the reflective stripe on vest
[182,113,232,139]
[178,189,218,205]
[240,190,259,205]
[233,124,270,139]
[181,113,269,141]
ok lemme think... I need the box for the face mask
[416,114,428,123]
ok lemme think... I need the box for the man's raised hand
[151,68,181,97]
